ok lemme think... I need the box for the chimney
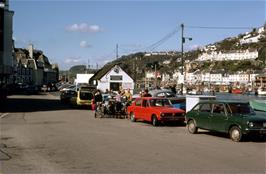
[28,44,33,59]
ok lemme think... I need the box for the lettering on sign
[110,75,122,81]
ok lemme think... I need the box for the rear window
[80,92,93,100]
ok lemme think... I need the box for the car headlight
[247,121,254,128]
[161,113,164,117]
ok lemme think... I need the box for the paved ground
[0,93,266,174]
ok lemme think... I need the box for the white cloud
[65,23,103,33]
[64,57,82,64]
[80,41,91,48]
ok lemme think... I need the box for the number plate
[263,123,266,127]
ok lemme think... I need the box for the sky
[10,0,266,70]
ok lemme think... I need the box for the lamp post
[180,23,192,95]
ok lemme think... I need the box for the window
[228,103,255,115]
[212,104,225,114]
[135,99,141,106]
[199,104,212,112]
[80,92,93,100]
[142,100,147,107]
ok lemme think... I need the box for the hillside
[62,25,266,83]
[102,25,266,79]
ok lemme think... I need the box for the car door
[209,103,228,132]
[141,99,150,121]
[133,99,142,119]
[196,103,212,129]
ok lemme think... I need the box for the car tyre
[229,126,242,142]
[152,115,159,126]
[187,120,198,134]
[130,112,136,122]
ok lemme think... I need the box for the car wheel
[130,112,136,122]
[152,115,159,126]
[229,126,242,142]
[187,120,198,134]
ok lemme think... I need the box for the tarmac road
[0,93,266,174]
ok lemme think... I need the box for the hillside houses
[197,49,258,62]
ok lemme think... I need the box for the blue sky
[10,0,266,70]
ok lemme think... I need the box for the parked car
[149,89,176,98]
[127,97,185,126]
[186,100,266,142]
[60,89,76,103]
[168,97,186,111]
[70,85,95,108]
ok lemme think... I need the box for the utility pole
[180,23,192,95]
[181,23,184,95]
[155,63,157,88]
[116,44,119,59]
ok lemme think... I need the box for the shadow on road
[0,97,90,113]
[198,131,266,143]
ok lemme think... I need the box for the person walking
[94,89,103,112]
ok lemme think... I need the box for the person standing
[94,89,103,111]
[143,89,152,97]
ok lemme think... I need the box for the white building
[240,26,265,44]
[197,50,258,62]
[240,34,261,44]
[199,73,258,84]
[90,65,134,93]
[75,74,94,85]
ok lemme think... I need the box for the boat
[249,100,266,112]
[231,88,242,94]
[257,87,266,95]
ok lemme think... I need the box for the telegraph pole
[181,23,184,95]
[180,23,192,95]
[116,44,119,59]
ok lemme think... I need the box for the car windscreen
[228,103,255,115]
[165,92,176,97]
[170,99,185,105]
[150,99,171,107]
[80,92,93,100]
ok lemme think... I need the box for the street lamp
[180,23,192,95]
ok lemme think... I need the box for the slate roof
[89,64,115,83]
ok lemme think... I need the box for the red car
[127,97,185,126]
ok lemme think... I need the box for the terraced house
[14,44,59,89]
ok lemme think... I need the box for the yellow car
[70,85,95,108]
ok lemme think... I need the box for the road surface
[1,93,266,173]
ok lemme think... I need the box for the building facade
[0,0,14,99]
[90,65,134,93]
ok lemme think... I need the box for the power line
[146,27,180,51]
[186,25,254,30]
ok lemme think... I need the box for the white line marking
[0,113,9,119]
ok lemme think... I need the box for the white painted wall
[75,74,94,84]
[97,65,134,93]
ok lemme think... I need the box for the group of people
[93,88,133,115]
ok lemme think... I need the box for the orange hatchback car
[127,97,185,126]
